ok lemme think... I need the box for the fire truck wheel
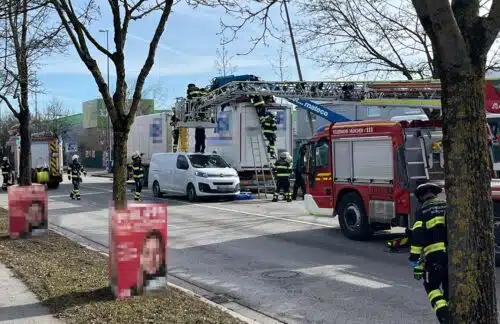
[337,192,372,241]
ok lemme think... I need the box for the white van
[148,152,240,202]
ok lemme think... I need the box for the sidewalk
[0,263,62,323]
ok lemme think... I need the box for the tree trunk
[441,75,498,323]
[112,125,129,210]
[17,109,31,186]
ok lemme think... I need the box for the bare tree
[411,0,500,322]
[267,31,291,81]
[297,0,500,80]
[38,97,70,135]
[49,0,174,207]
[0,0,67,185]
[214,36,236,76]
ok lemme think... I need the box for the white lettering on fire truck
[332,127,374,135]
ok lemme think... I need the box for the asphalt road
[2,176,499,324]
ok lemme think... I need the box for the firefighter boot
[70,190,75,199]
[286,192,292,202]
[436,306,449,324]
[272,192,279,202]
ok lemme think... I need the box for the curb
[49,226,261,324]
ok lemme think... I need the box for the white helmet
[2,157,7,161]
[279,151,288,160]
[131,151,141,159]
[72,154,79,161]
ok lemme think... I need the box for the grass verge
[0,209,243,324]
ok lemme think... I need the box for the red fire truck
[303,79,500,259]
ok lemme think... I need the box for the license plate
[217,185,233,191]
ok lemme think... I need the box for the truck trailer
[126,111,174,186]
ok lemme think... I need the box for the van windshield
[188,154,229,168]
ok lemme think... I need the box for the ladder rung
[410,176,428,179]
[408,162,425,165]
[406,147,422,151]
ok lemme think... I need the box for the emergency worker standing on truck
[409,183,448,324]
[1,157,11,190]
[68,155,86,200]
[170,113,180,152]
[292,145,307,200]
[263,111,277,159]
[272,152,292,202]
[131,151,144,201]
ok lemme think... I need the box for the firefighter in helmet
[409,182,448,324]
[1,156,11,190]
[272,151,293,202]
[263,111,277,159]
[68,154,86,200]
[251,95,267,122]
[131,151,144,201]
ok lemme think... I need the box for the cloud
[127,34,184,56]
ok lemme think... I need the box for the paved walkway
[0,263,62,323]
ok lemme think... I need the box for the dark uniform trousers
[172,128,179,152]
[409,198,449,323]
[292,172,305,199]
[132,161,144,201]
[273,159,292,202]
[263,116,277,157]
[1,163,11,189]
[195,127,206,153]
[69,162,85,199]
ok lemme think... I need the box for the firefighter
[1,157,11,190]
[131,151,144,201]
[272,151,292,202]
[251,95,267,122]
[409,182,448,324]
[263,111,277,159]
[170,113,180,152]
[187,83,202,99]
[263,95,275,104]
[68,155,86,200]
[292,145,307,200]
[194,127,206,153]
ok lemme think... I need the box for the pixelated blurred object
[109,203,168,299]
[8,184,48,239]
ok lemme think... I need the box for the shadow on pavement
[0,302,57,322]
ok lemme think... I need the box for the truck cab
[304,120,500,242]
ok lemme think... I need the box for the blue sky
[24,1,327,115]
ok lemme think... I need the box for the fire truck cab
[304,119,497,241]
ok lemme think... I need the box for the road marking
[77,185,333,228]
[296,265,392,289]
[171,201,335,228]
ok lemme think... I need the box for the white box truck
[127,111,173,186]
[187,102,293,190]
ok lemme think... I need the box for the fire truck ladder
[248,131,275,197]
[175,81,371,128]
[174,79,449,128]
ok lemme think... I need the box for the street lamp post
[99,29,112,172]
[283,0,315,138]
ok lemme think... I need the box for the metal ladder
[248,126,276,198]
[404,129,444,182]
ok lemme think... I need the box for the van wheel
[337,192,373,241]
[187,184,197,202]
[152,181,162,198]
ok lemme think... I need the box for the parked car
[149,152,240,202]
